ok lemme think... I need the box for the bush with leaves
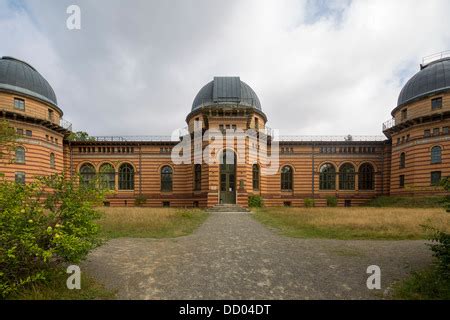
[0,174,105,298]
[326,196,338,207]
[424,226,450,281]
[248,195,264,208]
[304,198,315,208]
[134,194,148,207]
[441,177,450,212]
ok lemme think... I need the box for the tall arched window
[431,146,442,164]
[194,164,201,191]
[119,163,134,190]
[161,166,173,192]
[339,163,355,190]
[319,163,336,190]
[281,165,293,191]
[252,164,260,191]
[399,152,406,168]
[15,146,25,164]
[80,163,96,187]
[358,163,375,190]
[100,163,115,190]
[50,153,55,169]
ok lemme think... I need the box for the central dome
[0,56,58,108]
[192,77,262,111]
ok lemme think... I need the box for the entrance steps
[207,204,250,213]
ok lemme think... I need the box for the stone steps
[207,204,250,213]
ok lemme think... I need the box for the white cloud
[1,0,449,136]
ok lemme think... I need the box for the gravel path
[84,212,432,300]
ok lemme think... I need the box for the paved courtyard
[84,212,432,300]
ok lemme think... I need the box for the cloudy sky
[1,0,449,137]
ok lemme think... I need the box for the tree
[0,120,18,168]
[67,131,95,141]
[0,174,105,298]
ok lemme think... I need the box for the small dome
[192,77,262,111]
[0,56,58,107]
[397,57,450,108]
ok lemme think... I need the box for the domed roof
[397,57,450,108]
[192,77,262,111]
[0,56,58,108]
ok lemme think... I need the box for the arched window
[281,165,293,191]
[50,153,55,169]
[194,164,201,191]
[252,164,260,191]
[400,152,406,168]
[319,163,336,190]
[431,146,442,164]
[339,163,355,190]
[358,163,375,190]
[161,166,173,192]
[119,163,134,190]
[80,163,95,187]
[15,146,25,164]
[100,163,115,190]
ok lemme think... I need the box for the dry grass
[253,207,450,240]
[96,207,209,239]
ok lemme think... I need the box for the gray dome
[192,77,262,111]
[397,57,450,108]
[0,56,58,107]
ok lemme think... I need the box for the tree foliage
[0,175,105,298]
[67,131,95,142]
[0,120,18,169]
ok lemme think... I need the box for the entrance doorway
[219,150,236,204]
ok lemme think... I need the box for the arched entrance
[219,149,236,204]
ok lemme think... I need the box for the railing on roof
[275,135,386,142]
[60,118,72,131]
[194,98,259,109]
[92,135,176,142]
[422,50,450,66]
[382,118,396,131]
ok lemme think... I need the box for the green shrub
[425,226,450,280]
[304,198,315,208]
[248,195,264,208]
[440,177,450,212]
[0,174,105,298]
[326,196,338,207]
[134,194,148,207]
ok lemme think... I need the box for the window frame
[399,152,406,169]
[339,163,355,190]
[15,146,25,164]
[161,165,173,192]
[430,171,442,186]
[252,164,260,191]
[358,163,375,190]
[431,97,443,110]
[431,146,442,164]
[100,163,116,190]
[79,163,96,187]
[280,165,293,191]
[319,163,336,190]
[14,98,25,111]
[118,163,135,191]
[194,164,201,191]
[15,171,26,185]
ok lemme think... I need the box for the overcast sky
[1,0,449,137]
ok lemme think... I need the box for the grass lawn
[392,266,450,300]
[97,207,209,239]
[252,207,450,240]
[10,268,116,300]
